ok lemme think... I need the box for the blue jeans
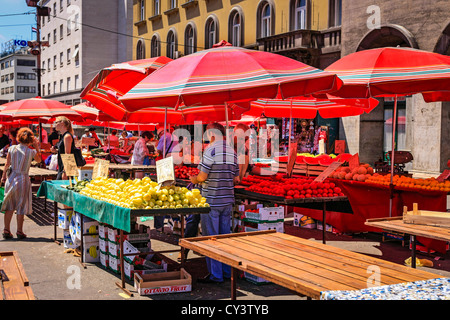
[200,205,232,282]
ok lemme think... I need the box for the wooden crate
[403,203,450,228]
[0,251,34,300]
[134,268,192,296]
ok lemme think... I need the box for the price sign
[314,161,343,183]
[348,153,360,170]
[436,169,450,182]
[156,156,175,186]
[334,140,345,154]
[286,142,298,177]
[81,137,96,146]
[92,158,110,179]
[60,154,78,177]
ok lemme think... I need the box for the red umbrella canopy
[80,56,172,120]
[324,47,450,99]
[119,41,342,112]
[246,96,379,119]
[0,97,83,121]
[71,102,119,121]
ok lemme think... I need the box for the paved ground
[1,195,450,302]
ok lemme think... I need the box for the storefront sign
[156,156,175,186]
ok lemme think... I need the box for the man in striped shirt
[190,122,240,283]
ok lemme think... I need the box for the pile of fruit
[241,175,344,199]
[366,174,450,192]
[64,179,89,192]
[79,176,209,209]
[330,163,374,182]
[174,165,200,179]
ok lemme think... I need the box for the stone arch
[356,24,418,51]
[434,22,450,55]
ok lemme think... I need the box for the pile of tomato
[242,175,344,199]
[174,166,200,179]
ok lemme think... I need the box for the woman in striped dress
[1,128,42,239]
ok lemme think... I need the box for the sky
[0,0,38,43]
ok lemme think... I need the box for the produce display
[366,173,450,192]
[79,176,209,209]
[174,165,200,179]
[241,175,344,199]
[330,163,375,182]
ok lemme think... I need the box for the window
[17,86,36,93]
[60,24,64,39]
[53,29,57,43]
[74,75,79,90]
[48,83,51,95]
[184,24,195,55]
[53,55,57,69]
[154,0,160,15]
[229,10,242,47]
[42,84,45,95]
[74,14,79,30]
[53,81,57,94]
[74,45,80,66]
[67,19,72,35]
[42,61,46,73]
[167,30,176,59]
[60,52,64,67]
[9,86,14,93]
[67,48,71,64]
[67,77,71,91]
[205,17,217,49]
[17,73,36,80]
[170,0,177,9]
[17,59,35,67]
[47,58,51,72]
[151,35,161,57]
[60,0,64,12]
[294,0,307,30]
[53,3,57,17]
[136,40,145,59]
[60,79,64,92]
[329,0,342,27]
[261,3,271,38]
[140,0,145,20]
[48,33,51,45]
[42,15,45,26]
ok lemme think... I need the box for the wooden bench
[0,251,34,300]
[179,230,442,300]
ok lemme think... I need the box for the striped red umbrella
[119,41,342,112]
[80,57,172,120]
[246,96,379,119]
[0,97,83,121]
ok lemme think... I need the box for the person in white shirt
[131,131,152,179]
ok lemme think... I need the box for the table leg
[411,235,416,268]
[53,201,60,245]
[231,267,237,300]
[79,214,86,269]
[115,229,133,297]
[322,201,326,245]
[180,215,186,268]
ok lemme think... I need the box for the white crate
[58,209,73,229]
[244,221,284,233]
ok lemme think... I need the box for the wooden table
[0,251,34,300]
[179,230,442,300]
[365,216,450,268]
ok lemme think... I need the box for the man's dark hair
[141,131,154,139]
[206,122,226,136]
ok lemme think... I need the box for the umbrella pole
[388,95,398,217]
[163,107,167,158]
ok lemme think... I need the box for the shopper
[233,123,251,181]
[0,125,11,152]
[1,127,42,239]
[131,131,152,179]
[88,127,103,150]
[156,128,177,159]
[51,116,75,180]
[190,122,240,283]
[48,127,60,146]
[105,130,119,148]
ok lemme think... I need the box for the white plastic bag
[48,154,58,171]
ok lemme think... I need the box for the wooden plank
[258,234,434,284]
[233,235,425,285]
[266,233,440,280]
[0,251,33,300]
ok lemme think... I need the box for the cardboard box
[63,229,78,249]
[107,253,120,273]
[293,213,316,229]
[82,240,100,263]
[237,203,263,213]
[99,250,108,268]
[244,272,271,285]
[78,168,93,181]
[58,209,73,229]
[99,237,108,252]
[243,221,284,233]
[243,207,284,223]
[134,269,192,296]
[98,223,108,238]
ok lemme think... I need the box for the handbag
[72,147,86,167]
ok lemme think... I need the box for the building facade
[39,0,133,105]
[339,0,450,175]
[0,45,38,104]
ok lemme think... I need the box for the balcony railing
[257,27,341,55]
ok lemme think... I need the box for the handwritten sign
[334,140,345,154]
[286,142,298,177]
[92,158,110,179]
[348,153,360,170]
[81,137,96,146]
[314,161,343,183]
[436,169,450,182]
[156,156,175,186]
[60,154,78,177]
